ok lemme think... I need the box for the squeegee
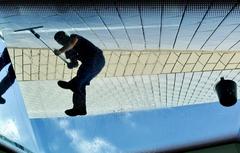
[14,26,68,64]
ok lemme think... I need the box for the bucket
[215,77,237,107]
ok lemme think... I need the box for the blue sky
[31,102,240,153]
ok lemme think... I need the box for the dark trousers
[0,48,16,102]
[0,48,11,70]
[69,52,105,110]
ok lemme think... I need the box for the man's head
[54,31,70,46]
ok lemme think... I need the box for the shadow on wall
[0,48,16,104]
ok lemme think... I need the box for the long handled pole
[14,26,69,64]
[29,29,69,63]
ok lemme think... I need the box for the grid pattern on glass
[1,1,240,52]
[19,69,240,118]
[7,48,240,81]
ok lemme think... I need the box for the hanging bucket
[215,77,237,107]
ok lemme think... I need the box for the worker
[54,31,105,116]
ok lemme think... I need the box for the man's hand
[53,49,61,56]
[67,61,79,69]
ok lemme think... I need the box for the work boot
[0,97,6,104]
[58,80,78,93]
[65,108,87,116]
[57,80,72,90]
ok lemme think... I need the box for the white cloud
[55,119,121,153]
[0,119,20,141]
[67,129,118,153]
[77,137,119,153]
[58,118,70,129]
[122,112,136,128]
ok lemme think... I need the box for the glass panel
[0,38,39,153]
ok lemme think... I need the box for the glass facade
[0,37,39,152]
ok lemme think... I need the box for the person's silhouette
[54,31,105,116]
[0,48,16,104]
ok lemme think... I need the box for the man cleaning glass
[54,31,105,116]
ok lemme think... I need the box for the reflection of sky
[0,39,39,152]
[31,102,240,153]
